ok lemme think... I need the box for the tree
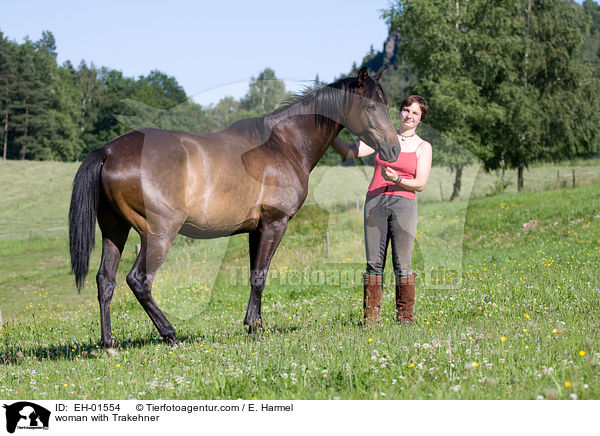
[33,30,57,58]
[43,63,85,160]
[384,0,496,198]
[117,98,216,133]
[0,32,16,160]
[12,39,52,159]
[130,70,187,110]
[75,61,103,153]
[209,96,241,129]
[358,32,415,108]
[91,67,135,147]
[385,0,600,191]
[581,0,600,76]
[498,0,599,189]
[240,68,289,114]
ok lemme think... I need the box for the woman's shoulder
[416,138,432,159]
[418,138,432,149]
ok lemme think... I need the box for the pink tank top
[367,142,424,200]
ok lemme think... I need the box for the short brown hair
[400,95,428,121]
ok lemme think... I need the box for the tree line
[1,0,600,194]
[0,30,291,161]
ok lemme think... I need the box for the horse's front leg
[244,218,289,333]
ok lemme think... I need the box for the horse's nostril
[381,147,397,163]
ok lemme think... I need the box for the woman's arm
[381,142,432,192]
[330,138,376,159]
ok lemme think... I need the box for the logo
[3,402,50,433]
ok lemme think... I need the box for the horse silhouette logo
[2,402,50,433]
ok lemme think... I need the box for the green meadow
[0,158,598,400]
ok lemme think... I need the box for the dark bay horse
[69,66,400,346]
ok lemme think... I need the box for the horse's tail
[69,147,108,293]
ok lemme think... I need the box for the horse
[69,66,400,346]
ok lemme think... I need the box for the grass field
[0,158,599,400]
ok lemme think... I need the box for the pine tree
[12,39,52,159]
[33,30,57,58]
[0,32,16,160]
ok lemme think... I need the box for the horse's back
[100,128,191,234]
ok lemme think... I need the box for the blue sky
[1,0,392,106]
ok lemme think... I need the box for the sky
[1,0,392,106]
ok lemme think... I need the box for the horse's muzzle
[379,144,400,163]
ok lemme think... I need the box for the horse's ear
[357,66,369,94]
[374,64,390,82]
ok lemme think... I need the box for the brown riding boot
[363,274,383,325]
[396,273,416,324]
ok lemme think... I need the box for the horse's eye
[367,104,377,111]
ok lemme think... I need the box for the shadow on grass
[0,333,208,365]
[257,325,302,335]
[260,317,364,335]
[0,317,374,365]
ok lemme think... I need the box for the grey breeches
[364,194,418,277]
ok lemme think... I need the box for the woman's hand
[381,166,400,184]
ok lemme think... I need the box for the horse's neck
[266,102,344,172]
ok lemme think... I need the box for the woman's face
[400,102,422,131]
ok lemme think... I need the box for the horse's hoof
[244,321,262,335]
[163,335,177,346]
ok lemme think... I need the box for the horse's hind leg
[126,228,179,345]
[96,202,131,347]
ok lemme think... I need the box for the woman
[331,95,432,325]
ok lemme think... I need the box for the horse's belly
[179,204,260,238]
[178,219,258,238]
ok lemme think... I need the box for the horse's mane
[224,77,354,141]
[280,74,388,108]
[275,78,350,116]
[223,74,387,143]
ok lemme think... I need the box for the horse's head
[343,66,400,163]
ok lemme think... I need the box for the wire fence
[0,226,67,241]
[2,165,600,242]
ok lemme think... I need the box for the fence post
[556,170,560,189]
[324,232,330,258]
[572,169,576,188]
